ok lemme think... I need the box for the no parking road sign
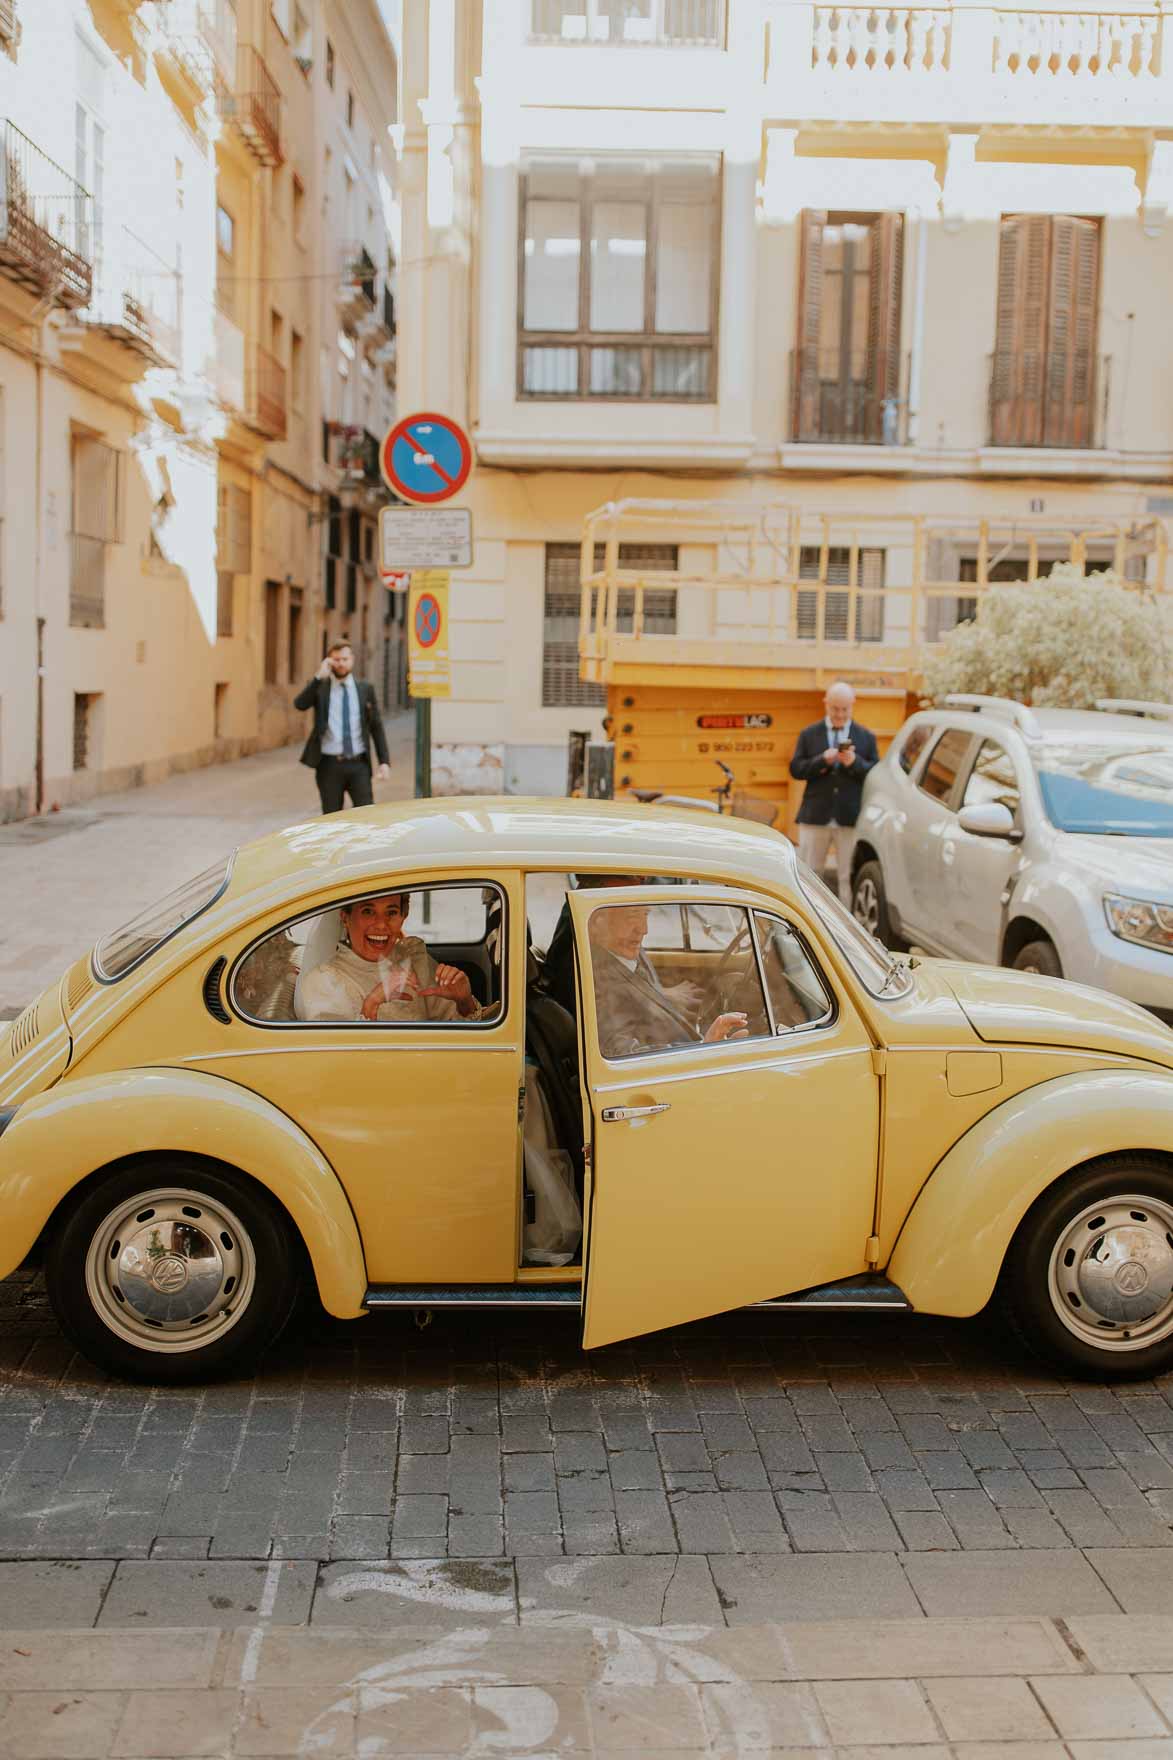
[407,570,450,699]
[380,411,472,504]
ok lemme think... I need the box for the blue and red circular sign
[380,411,472,504]
[414,592,442,648]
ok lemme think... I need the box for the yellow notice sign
[408,570,451,700]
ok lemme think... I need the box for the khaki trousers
[797,823,856,905]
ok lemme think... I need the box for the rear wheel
[45,1159,303,1383]
[1000,1156,1173,1378]
[1012,937,1062,978]
[851,860,907,952]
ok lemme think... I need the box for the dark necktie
[340,682,354,758]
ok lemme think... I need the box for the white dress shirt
[321,675,362,758]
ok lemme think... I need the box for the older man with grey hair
[788,681,879,904]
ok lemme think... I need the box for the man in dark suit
[589,903,747,1059]
[294,640,391,814]
[788,681,879,904]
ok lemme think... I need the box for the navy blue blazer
[788,719,879,827]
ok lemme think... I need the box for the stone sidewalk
[0,714,416,1016]
[1,1609,1173,1756]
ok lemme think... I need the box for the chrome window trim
[750,908,837,1039]
[93,853,235,986]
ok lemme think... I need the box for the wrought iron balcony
[0,120,93,309]
[987,350,1110,450]
[338,245,378,323]
[789,348,909,445]
[86,226,181,368]
[223,44,282,167]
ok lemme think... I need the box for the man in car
[789,680,879,903]
[589,903,747,1059]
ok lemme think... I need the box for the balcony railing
[987,351,1110,449]
[211,307,246,411]
[338,244,378,323]
[790,349,909,445]
[994,8,1159,76]
[529,0,725,45]
[88,226,182,368]
[811,5,951,70]
[223,45,282,167]
[0,120,93,309]
[248,344,287,439]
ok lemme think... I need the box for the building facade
[0,0,397,821]
[391,0,1173,819]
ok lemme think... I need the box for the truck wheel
[1012,938,1062,978]
[999,1156,1173,1379]
[851,861,907,952]
[45,1159,303,1383]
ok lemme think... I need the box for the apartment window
[217,481,252,575]
[792,211,904,444]
[990,215,1101,449]
[216,203,235,317]
[70,434,123,629]
[214,682,229,740]
[73,693,100,771]
[346,509,360,613]
[288,586,304,681]
[543,542,677,707]
[217,572,235,638]
[291,329,305,411]
[264,581,282,684]
[529,2,726,45]
[797,546,886,643]
[325,495,341,609]
[520,155,719,401]
[325,37,335,86]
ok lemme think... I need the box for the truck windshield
[795,859,911,998]
[93,856,233,982]
[1035,739,1173,837]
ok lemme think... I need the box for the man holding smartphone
[788,681,879,904]
[294,640,391,814]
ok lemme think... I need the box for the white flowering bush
[923,567,1173,709]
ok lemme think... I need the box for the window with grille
[542,542,677,707]
[264,581,281,684]
[73,693,98,770]
[520,156,719,402]
[792,211,904,445]
[796,546,885,643]
[216,571,234,638]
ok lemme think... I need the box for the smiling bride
[297,892,484,1023]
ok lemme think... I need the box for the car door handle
[601,1104,671,1122]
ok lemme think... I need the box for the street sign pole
[414,697,432,799]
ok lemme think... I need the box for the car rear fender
[0,1067,367,1317]
[887,1069,1173,1317]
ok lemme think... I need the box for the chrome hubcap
[854,877,880,935]
[1048,1194,1173,1352]
[84,1187,256,1353]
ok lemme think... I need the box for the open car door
[569,884,881,1349]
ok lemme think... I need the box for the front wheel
[999,1156,1173,1378]
[45,1159,303,1383]
[851,860,907,952]
[1012,937,1062,978]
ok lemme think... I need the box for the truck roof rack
[1094,699,1173,722]
[942,694,1041,737]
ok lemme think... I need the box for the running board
[364,1283,581,1309]
[363,1277,908,1313]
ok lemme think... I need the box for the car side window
[897,723,933,776]
[751,912,834,1032]
[918,730,973,805]
[962,740,1021,818]
[231,882,505,1027]
[586,901,771,1061]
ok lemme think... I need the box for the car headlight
[1104,894,1173,954]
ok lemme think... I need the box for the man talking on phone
[788,681,879,904]
[294,639,391,814]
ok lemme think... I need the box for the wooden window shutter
[865,212,904,434]
[991,214,1050,446]
[72,436,123,544]
[229,485,252,574]
[792,209,826,440]
[1045,216,1099,447]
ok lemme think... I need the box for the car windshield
[795,858,912,997]
[93,856,233,981]
[1034,737,1173,837]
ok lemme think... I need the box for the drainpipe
[33,339,45,815]
[906,207,929,450]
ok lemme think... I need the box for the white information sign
[380,505,473,570]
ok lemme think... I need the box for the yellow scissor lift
[578,499,1168,834]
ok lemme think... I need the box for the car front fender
[888,1068,1173,1317]
[0,1067,368,1318]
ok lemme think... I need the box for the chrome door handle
[601,1103,671,1122]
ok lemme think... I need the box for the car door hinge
[870,1048,887,1077]
[517,1084,526,1123]
[582,1142,592,1169]
[865,1234,881,1266]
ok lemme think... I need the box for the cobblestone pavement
[4,1610,1173,1756]
[0,714,415,1016]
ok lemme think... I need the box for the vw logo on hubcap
[150,1254,190,1294]
[1114,1259,1150,1298]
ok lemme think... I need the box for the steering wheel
[700,922,770,1031]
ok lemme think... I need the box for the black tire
[998,1155,1173,1379]
[851,860,908,952]
[1012,937,1063,978]
[45,1158,303,1383]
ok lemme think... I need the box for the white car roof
[915,706,1173,745]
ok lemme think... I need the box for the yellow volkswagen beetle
[2,797,1173,1384]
